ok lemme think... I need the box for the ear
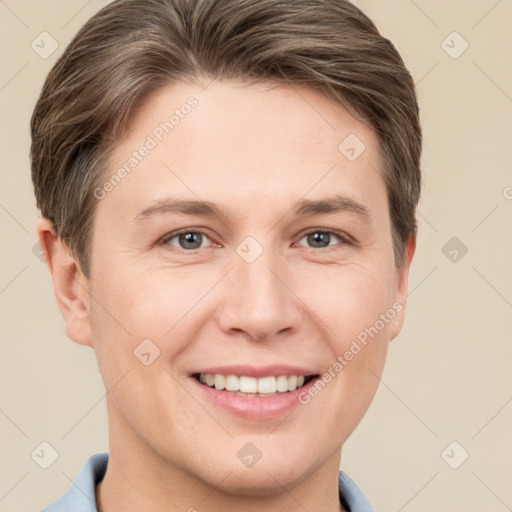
[37,218,93,348]
[388,233,416,342]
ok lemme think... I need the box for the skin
[38,79,415,512]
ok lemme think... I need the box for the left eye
[296,230,344,249]
[162,230,212,251]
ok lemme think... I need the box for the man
[31,0,421,510]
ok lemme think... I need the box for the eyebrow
[132,194,370,223]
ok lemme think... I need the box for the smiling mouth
[192,373,318,397]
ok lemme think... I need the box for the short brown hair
[31,0,421,278]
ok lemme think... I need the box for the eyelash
[159,227,353,253]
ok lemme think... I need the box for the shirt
[41,452,375,512]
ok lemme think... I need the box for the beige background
[1,1,511,511]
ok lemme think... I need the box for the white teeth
[214,374,226,390]
[198,373,311,393]
[225,375,239,391]
[239,376,258,393]
[257,376,277,394]
[287,375,298,391]
[276,375,288,392]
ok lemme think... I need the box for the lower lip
[190,376,319,420]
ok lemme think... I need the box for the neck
[96,407,346,512]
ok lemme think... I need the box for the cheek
[297,259,397,345]
[306,265,394,439]
[295,259,395,413]
[93,262,208,336]
[89,263,217,390]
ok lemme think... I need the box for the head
[32,0,421,496]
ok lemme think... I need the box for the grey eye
[297,231,342,248]
[165,231,207,250]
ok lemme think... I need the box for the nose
[216,245,303,342]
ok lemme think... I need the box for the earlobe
[388,233,416,342]
[37,218,93,348]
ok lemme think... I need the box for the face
[79,80,412,493]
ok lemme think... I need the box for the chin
[214,467,303,497]
[197,451,317,497]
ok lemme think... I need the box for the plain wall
[1,1,511,510]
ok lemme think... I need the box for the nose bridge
[218,238,300,340]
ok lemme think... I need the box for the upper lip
[191,365,319,378]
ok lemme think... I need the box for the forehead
[99,80,386,223]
